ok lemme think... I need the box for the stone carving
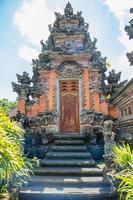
[55,12,62,20]
[81,110,104,126]
[104,69,123,95]
[32,53,51,70]
[46,35,55,50]
[64,2,73,17]
[94,113,104,126]
[127,51,133,66]
[48,24,53,33]
[83,33,91,49]
[84,23,89,32]
[12,72,31,100]
[57,61,83,78]
[83,125,96,144]
[103,120,116,158]
[91,51,107,69]
[17,72,31,84]
[28,112,58,128]
[40,40,48,51]
[108,70,121,85]
[81,110,95,124]
[31,67,42,99]
[14,111,29,128]
[125,8,133,66]
[125,8,133,40]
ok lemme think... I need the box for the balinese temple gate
[12,2,121,146]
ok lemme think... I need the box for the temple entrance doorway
[59,80,80,133]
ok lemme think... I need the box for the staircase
[19,134,117,200]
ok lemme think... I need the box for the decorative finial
[64,2,73,16]
[130,8,133,13]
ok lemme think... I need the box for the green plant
[113,143,133,167]
[117,166,133,200]
[0,107,32,198]
[0,99,16,113]
[113,144,133,200]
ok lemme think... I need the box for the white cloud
[116,54,133,80]
[19,46,39,63]
[101,0,133,19]
[14,0,55,47]
[101,0,133,80]
[14,0,63,63]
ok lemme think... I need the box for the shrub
[0,107,32,197]
[113,144,133,200]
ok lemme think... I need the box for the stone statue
[103,120,116,157]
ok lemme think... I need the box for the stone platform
[19,134,118,200]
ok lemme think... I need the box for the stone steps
[47,152,91,159]
[51,145,87,152]
[20,185,116,200]
[29,175,108,186]
[41,159,96,167]
[20,133,118,200]
[33,167,103,176]
[54,139,84,145]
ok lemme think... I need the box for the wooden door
[60,80,80,133]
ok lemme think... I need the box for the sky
[0,0,133,100]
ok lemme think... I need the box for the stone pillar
[82,68,90,110]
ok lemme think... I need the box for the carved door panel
[60,80,80,133]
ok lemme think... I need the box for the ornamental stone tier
[12,2,124,142]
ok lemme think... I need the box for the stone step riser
[54,140,84,145]
[19,192,117,200]
[33,167,103,176]
[41,162,95,167]
[51,146,87,152]
[46,155,91,159]
[28,176,108,186]
[28,182,108,187]
[50,149,87,152]
[53,134,85,140]
[46,152,91,159]
[33,171,103,176]
[46,155,91,160]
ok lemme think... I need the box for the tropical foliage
[113,144,133,200]
[0,107,32,198]
[0,98,16,113]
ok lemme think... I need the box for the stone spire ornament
[64,2,73,17]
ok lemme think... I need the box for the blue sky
[0,0,133,100]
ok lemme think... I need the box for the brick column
[17,99,26,114]
[49,70,57,111]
